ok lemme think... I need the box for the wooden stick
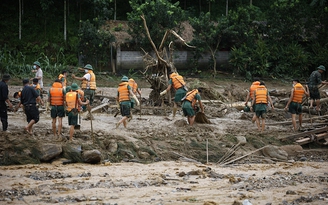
[206,139,209,164]
[87,104,94,144]
[220,146,268,166]
[217,143,240,164]
[220,146,240,165]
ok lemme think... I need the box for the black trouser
[0,101,8,131]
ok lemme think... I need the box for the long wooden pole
[221,146,268,166]
[206,139,208,164]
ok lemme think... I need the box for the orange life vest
[30,83,41,90]
[49,82,64,106]
[185,89,199,107]
[65,91,78,111]
[255,85,268,104]
[128,78,138,94]
[77,89,84,111]
[292,83,305,103]
[170,73,186,90]
[77,89,84,101]
[118,82,130,102]
[81,71,96,90]
[58,74,67,87]
[250,81,260,99]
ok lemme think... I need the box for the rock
[203,201,218,205]
[108,139,118,153]
[39,144,62,161]
[262,145,288,161]
[138,151,150,159]
[82,150,102,164]
[174,119,188,127]
[299,156,307,161]
[232,201,242,205]
[286,190,297,195]
[178,171,186,177]
[235,136,247,145]
[280,145,303,156]
[242,199,252,205]
[62,144,82,162]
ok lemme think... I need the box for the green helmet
[244,106,250,112]
[317,65,326,71]
[65,86,72,92]
[71,83,79,91]
[121,76,129,82]
[84,64,93,70]
[33,61,41,67]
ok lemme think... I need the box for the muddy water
[1,161,328,204]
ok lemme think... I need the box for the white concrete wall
[116,47,230,70]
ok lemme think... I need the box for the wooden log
[280,126,328,141]
[91,102,110,113]
[269,89,289,97]
[267,114,328,126]
[295,133,328,145]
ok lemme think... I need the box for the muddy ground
[1,78,328,204]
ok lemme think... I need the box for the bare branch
[170,30,196,48]
[140,14,169,67]
[159,30,170,51]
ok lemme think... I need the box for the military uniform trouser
[0,101,8,131]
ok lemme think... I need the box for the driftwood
[220,146,268,166]
[217,143,240,164]
[279,126,328,141]
[91,102,110,113]
[267,114,328,126]
[140,14,195,104]
[295,132,328,145]
[172,151,201,164]
[269,89,289,97]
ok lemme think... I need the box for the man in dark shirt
[16,79,43,134]
[308,65,328,111]
[0,74,13,132]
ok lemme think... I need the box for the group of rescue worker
[1,62,327,137]
[0,62,97,141]
[244,65,328,132]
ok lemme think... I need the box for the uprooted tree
[139,14,195,106]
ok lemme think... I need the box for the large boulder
[262,145,288,161]
[82,149,102,164]
[39,144,62,162]
[280,145,303,157]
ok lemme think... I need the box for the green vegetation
[1,0,327,80]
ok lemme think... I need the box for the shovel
[86,99,94,144]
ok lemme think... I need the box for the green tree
[78,19,115,70]
[127,0,185,50]
[189,12,230,75]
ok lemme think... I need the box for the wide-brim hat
[121,76,129,82]
[33,61,41,67]
[2,74,10,81]
[318,65,326,71]
[84,64,93,70]
[71,83,79,91]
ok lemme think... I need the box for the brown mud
[1,78,328,204]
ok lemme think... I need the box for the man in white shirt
[72,64,96,106]
[31,61,43,101]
